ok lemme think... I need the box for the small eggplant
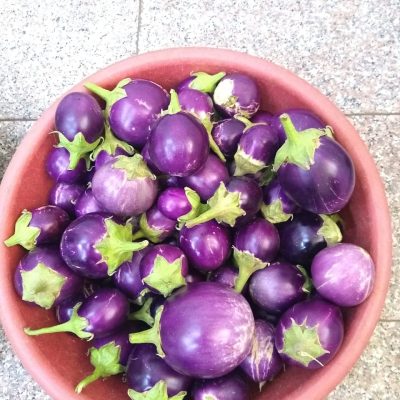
[211,118,246,158]
[209,264,239,289]
[49,182,85,216]
[75,188,105,217]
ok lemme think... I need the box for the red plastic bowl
[0,48,392,400]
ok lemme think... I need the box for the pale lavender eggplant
[252,110,275,125]
[178,88,214,120]
[46,147,87,183]
[275,298,344,369]
[75,326,133,393]
[234,124,280,176]
[75,189,104,217]
[278,212,342,267]
[311,243,375,307]
[92,154,158,218]
[140,245,189,297]
[157,188,192,220]
[85,79,169,148]
[127,344,192,396]
[209,264,238,289]
[14,246,83,309]
[5,206,70,250]
[25,287,129,340]
[192,372,249,400]
[113,248,151,302]
[129,282,255,378]
[49,182,85,216]
[148,112,209,177]
[213,73,260,117]
[180,154,229,201]
[60,214,148,279]
[211,118,246,157]
[240,320,283,383]
[179,221,231,272]
[249,261,311,314]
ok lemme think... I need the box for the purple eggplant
[13,246,82,309]
[233,218,280,293]
[25,287,129,339]
[179,221,231,272]
[213,73,260,117]
[127,344,192,397]
[130,282,255,378]
[311,243,375,307]
[60,214,148,279]
[177,71,226,93]
[252,110,275,125]
[75,326,133,393]
[140,245,189,297]
[92,154,158,218]
[249,261,311,315]
[148,90,209,177]
[274,114,355,214]
[261,177,299,224]
[278,212,342,267]
[192,372,249,400]
[185,270,204,284]
[49,182,85,216]
[56,295,85,323]
[132,205,176,244]
[75,188,104,217]
[211,118,246,158]
[272,108,325,145]
[55,92,104,169]
[240,320,283,383]
[233,120,280,176]
[275,298,344,369]
[178,88,214,120]
[157,187,201,222]
[141,141,162,175]
[46,147,87,183]
[91,120,135,169]
[85,79,169,148]
[5,206,70,250]
[209,264,238,289]
[113,248,151,303]
[180,154,229,201]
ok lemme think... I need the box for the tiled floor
[0,1,399,399]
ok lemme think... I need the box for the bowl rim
[0,47,392,400]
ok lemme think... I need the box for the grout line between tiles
[378,319,400,322]
[345,112,400,116]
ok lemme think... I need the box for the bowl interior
[0,48,391,400]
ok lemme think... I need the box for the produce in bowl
[0,48,391,400]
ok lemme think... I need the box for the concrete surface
[0,0,399,399]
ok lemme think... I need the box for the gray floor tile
[0,0,139,119]
[138,0,399,114]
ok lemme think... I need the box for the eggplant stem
[75,369,102,393]
[84,82,111,101]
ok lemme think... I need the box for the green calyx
[281,318,329,367]
[273,114,328,172]
[185,182,245,228]
[234,146,266,176]
[189,71,226,93]
[177,187,202,224]
[84,78,131,116]
[128,380,186,400]
[165,89,181,115]
[233,247,268,293]
[234,115,266,132]
[202,117,226,162]
[57,132,101,170]
[24,303,93,340]
[75,341,124,393]
[317,214,343,245]
[132,213,164,244]
[261,200,292,224]
[21,263,67,310]
[91,120,135,161]
[4,210,40,250]
[113,154,156,180]
[258,165,276,187]
[95,218,149,275]
[129,307,165,357]
[133,288,151,306]
[294,265,313,294]
[143,255,187,297]
[129,297,155,326]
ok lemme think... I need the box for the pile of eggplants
[5,69,376,400]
